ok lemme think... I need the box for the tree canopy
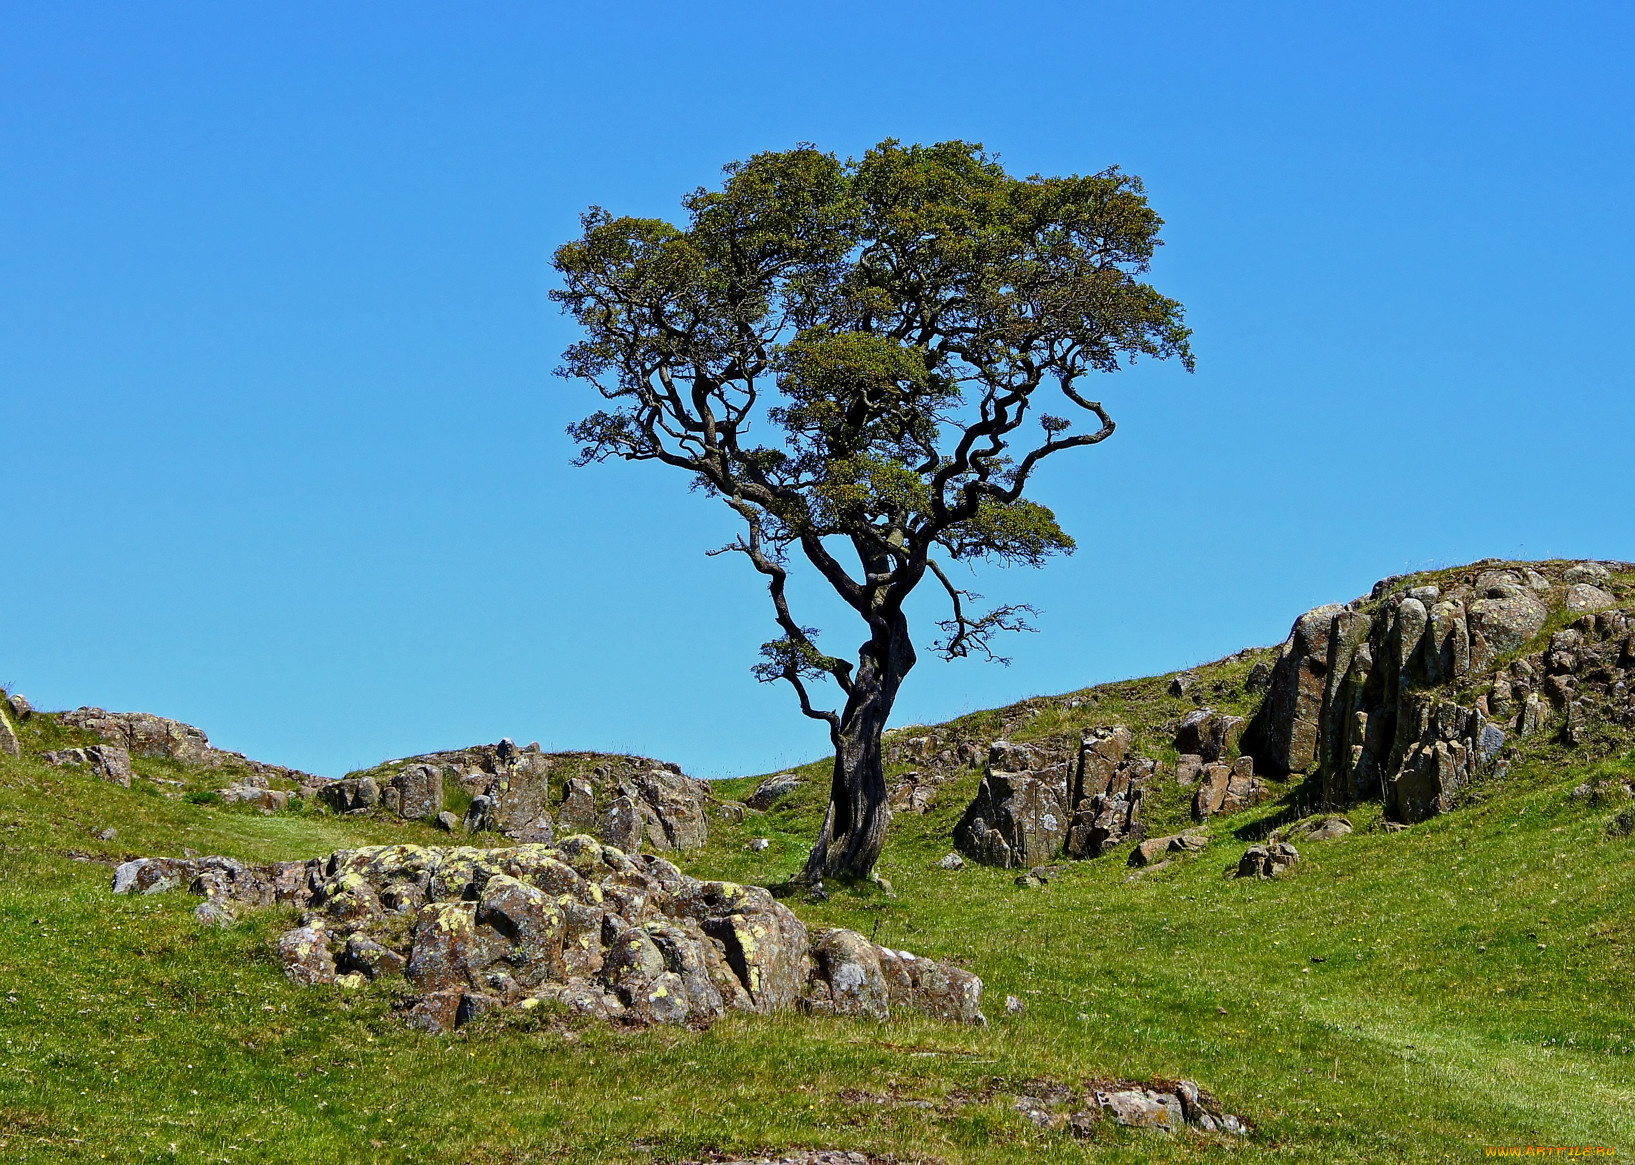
[554,139,1192,879]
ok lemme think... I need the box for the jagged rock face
[1063,727,1154,859]
[111,839,984,1033]
[953,742,1068,868]
[1251,604,1344,775]
[1173,709,1245,763]
[1192,756,1264,820]
[1249,560,1635,824]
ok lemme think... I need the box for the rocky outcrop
[1249,604,1344,776]
[42,744,134,788]
[1192,756,1265,820]
[954,742,1068,868]
[362,743,711,852]
[113,839,984,1032]
[1063,727,1155,858]
[1173,709,1245,762]
[53,706,323,789]
[1245,561,1633,824]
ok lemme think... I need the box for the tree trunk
[803,613,915,882]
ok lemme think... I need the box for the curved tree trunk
[803,612,916,883]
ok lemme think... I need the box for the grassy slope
[4,577,1635,1162]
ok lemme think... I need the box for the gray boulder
[1174,708,1245,762]
[1566,583,1617,613]
[746,772,803,810]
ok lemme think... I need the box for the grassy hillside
[3,573,1634,1162]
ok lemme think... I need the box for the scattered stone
[936,852,965,870]
[746,773,803,810]
[1236,843,1300,879]
[219,785,290,811]
[748,837,770,852]
[1245,661,1273,693]
[1168,673,1196,697]
[6,693,31,720]
[97,828,117,841]
[1280,815,1353,842]
[1563,562,1612,585]
[1175,754,1203,787]
[433,810,460,832]
[1005,994,1026,1015]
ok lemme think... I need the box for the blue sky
[4,2,1632,779]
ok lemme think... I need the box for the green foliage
[554,139,1194,705]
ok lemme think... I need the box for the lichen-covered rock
[1566,583,1618,613]
[317,776,380,814]
[1192,756,1264,820]
[118,839,984,1033]
[279,926,336,985]
[954,742,1067,868]
[59,708,213,765]
[806,928,890,1020]
[1129,831,1209,867]
[1173,710,1245,763]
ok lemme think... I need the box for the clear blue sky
[4,2,1632,779]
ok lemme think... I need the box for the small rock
[194,899,236,928]
[1005,994,1026,1015]
[937,852,965,870]
[746,773,803,810]
[1236,842,1300,879]
[1168,673,1196,697]
[6,693,31,720]
[1013,873,1044,889]
[97,828,117,841]
[747,837,770,852]
[434,810,460,832]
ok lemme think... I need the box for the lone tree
[553,140,1192,882]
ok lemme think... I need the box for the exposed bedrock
[112,839,985,1033]
[1246,560,1632,823]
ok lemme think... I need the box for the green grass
[3,662,1634,1162]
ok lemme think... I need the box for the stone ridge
[110,838,986,1033]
